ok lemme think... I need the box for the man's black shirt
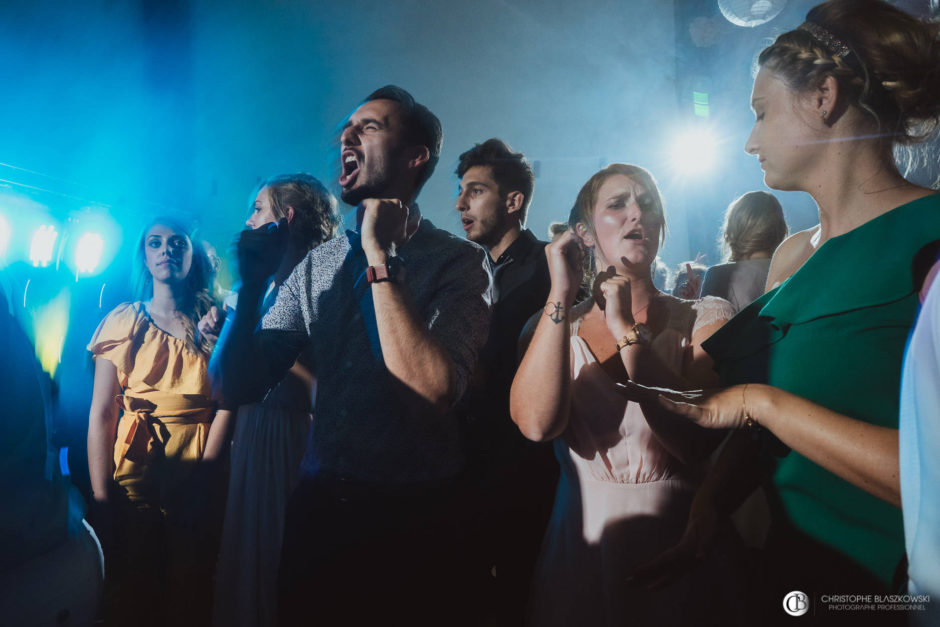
[466,228,552,464]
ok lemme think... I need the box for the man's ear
[285,206,296,224]
[505,191,525,216]
[576,222,595,248]
[407,145,431,171]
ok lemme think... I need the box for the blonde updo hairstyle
[720,191,789,262]
[758,0,940,147]
[568,163,667,287]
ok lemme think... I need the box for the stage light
[74,232,105,274]
[33,289,70,378]
[669,128,720,176]
[64,209,121,277]
[719,0,787,28]
[0,214,10,259]
[30,225,58,267]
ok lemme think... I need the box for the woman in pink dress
[511,163,735,625]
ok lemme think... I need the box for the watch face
[635,323,653,343]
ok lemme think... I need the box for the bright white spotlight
[0,214,10,258]
[75,232,105,274]
[30,225,58,267]
[670,129,720,176]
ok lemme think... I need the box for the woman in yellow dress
[86,216,226,627]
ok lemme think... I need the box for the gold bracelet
[742,384,758,429]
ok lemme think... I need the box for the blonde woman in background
[700,191,788,311]
[209,174,339,627]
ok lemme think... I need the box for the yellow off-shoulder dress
[88,301,214,494]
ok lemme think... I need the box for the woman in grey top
[700,191,789,311]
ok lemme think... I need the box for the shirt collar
[493,228,537,265]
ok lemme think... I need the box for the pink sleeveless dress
[527,296,734,626]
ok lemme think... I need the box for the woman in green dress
[623,0,940,623]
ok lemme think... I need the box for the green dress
[703,194,940,587]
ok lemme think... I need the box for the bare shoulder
[765,226,819,292]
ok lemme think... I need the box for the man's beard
[341,179,386,207]
[473,213,510,249]
[340,152,403,207]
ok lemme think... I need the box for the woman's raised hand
[197,306,226,346]
[237,219,289,287]
[594,268,634,340]
[545,229,585,309]
[675,262,702,300]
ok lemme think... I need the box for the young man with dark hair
[213,86,491,626]
[456,138,558,624]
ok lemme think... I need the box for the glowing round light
[29,225,58,267]
[719,0,787,28]
[75,232,105,274]
[669,128,720,176]
[0,214,10,258]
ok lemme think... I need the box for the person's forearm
[510,300,573,442]
[87,412,118,502]
[202,409,234,462]
[755,385,900,506]
[622,344,696,389]
[369,279,456,413]
[214,282,268,407]
[619,346,720,464]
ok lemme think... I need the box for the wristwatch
[365,257,406,284]
[616,323,652,350]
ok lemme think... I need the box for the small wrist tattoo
[545,301,566,324]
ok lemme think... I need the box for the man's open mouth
[339,150,360,187]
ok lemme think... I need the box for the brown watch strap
[365,261,404,284]
[366,264,392,283]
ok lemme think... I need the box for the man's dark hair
[456,138,535,223]
[365,85,442,195]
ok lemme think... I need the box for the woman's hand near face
[237,219,289,287]
[595,268,634,339]
[545,229,585,309]
[197,306,226,345]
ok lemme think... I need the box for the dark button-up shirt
[260,217,492,484]
[465,229,551,463]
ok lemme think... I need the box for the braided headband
[797,20,886,98]
[798,22,853,58]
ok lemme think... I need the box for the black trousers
[277,475,478,627]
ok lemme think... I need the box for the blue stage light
[74,232,105,274]
[29,225,58,267]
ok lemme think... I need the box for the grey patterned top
[260,217,493,484]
